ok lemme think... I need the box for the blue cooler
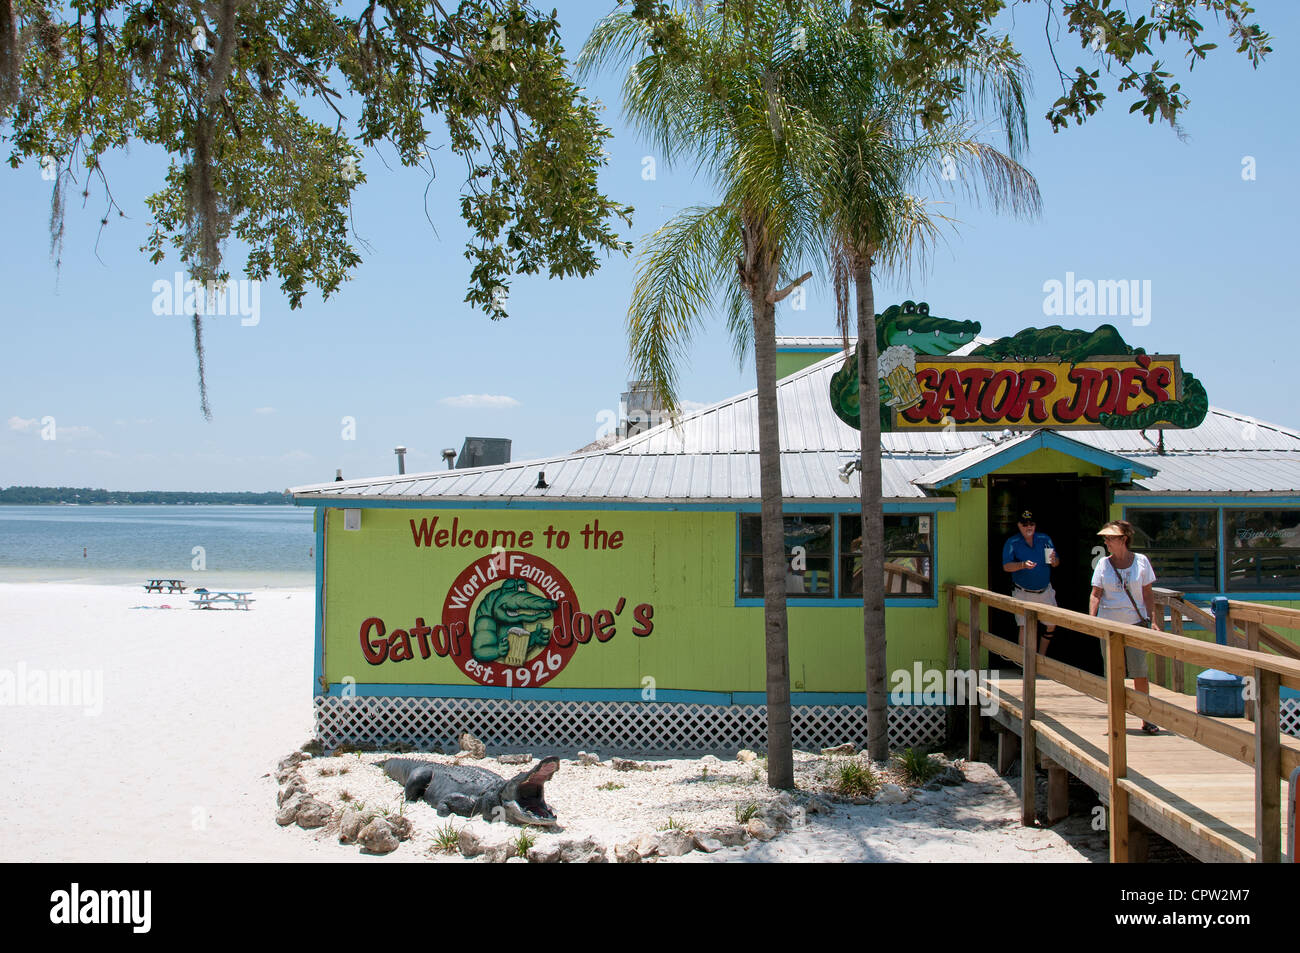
[1197,669,1245,717]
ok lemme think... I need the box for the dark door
[987,474,1110,674]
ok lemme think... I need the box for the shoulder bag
[1108,556,1151,628]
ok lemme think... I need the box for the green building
[292,334,1300,751]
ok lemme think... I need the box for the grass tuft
[734,802,759,823]
[830,759,880,798]
[431,822,461,853]
[511,828,537,856]
[893,747,943,786]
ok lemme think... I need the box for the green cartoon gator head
[830,302,980,431]
[878,301,981,355]
[471,578,560,663]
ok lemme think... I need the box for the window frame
[1224,508,1300,593]
[1125,507,1220,593]
[837,512,935,601]
[735,507,939,607]
[1121,500,1300,598]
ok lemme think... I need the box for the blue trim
[296,497,956,513]
[1187,592,1300,603]
[925,431,1156,489]
[318,685,885,706]
[296,498,763,511]
[888,500,957,512]
[313,516,325,696]
[1116,494,1300,506]
[732,691,871,706]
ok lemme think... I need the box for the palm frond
[627,204,739,412]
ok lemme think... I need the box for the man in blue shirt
[1001,510,1060,655]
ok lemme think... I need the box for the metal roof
[292,349,1300,504]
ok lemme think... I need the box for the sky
[2,2,1298,492]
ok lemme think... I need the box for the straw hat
[1096,525,1125,537]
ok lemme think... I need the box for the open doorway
[987,474,1110,675]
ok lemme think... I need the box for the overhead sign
[891,354,1186,431]
[829,302,1208,431]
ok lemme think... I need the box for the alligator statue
[470,577,559,663]
[381,756,561,827]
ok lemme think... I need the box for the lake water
[0,504,315,587]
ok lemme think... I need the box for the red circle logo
[442,551,579,688]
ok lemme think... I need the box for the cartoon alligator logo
[470,578,558,663]
[830,301,979,431]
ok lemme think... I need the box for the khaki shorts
[1012,585,1057,627]
[1098,608,1150,679]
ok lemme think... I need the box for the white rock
[876,784,910,805]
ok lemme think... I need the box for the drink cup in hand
[1044,547,1055,565]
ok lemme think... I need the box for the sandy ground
[0,582,1102,862]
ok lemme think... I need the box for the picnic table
[190,588,255,610]
[144,579,187,593]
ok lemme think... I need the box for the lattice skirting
[1283,699,1300,739]
[313,696,946,755]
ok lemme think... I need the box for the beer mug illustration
[505,626,531,666]
[878,345,924,411]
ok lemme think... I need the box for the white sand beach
[0,582,1102,863]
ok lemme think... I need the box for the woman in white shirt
[1089,520,1162,735]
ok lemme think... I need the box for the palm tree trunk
[751,285,794,789]
[854,258,888,761]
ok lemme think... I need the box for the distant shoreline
[0,489,291,505]
[1,501,290,505]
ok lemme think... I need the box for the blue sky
[2,3,1297,492]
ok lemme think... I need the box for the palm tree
[581,2,831,788]
[805,7,1041,760]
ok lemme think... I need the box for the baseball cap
[1018,510,1034,523]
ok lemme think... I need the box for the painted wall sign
[349,521,654,689]
[829,301,1209,431]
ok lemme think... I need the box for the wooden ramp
[948,585,1300,862]
[981,674,1295,863]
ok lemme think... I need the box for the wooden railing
[945,584,1300,863]
[1151,588,1300,720]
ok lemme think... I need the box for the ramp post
[1021,609,1038,826]
[1105,628,1131,862]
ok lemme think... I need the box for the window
[1127,510,1218,591]
[839,514,934,599]
[739,514,834,598]
[1226,510,1300,591]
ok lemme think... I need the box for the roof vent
[456,437,511,469]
